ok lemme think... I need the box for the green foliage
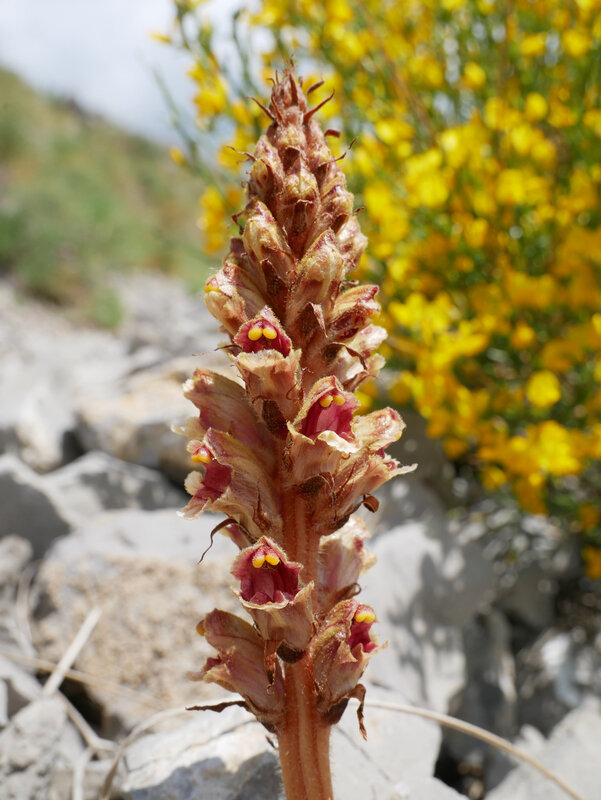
[0,68,209,326]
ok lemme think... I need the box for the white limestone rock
[362,513,495,712]
[75,355,233,482]
[0,696,83,800]
[487,698,601,800]
[388,777,464,799]
[0,454,71,557]
[42,450,185,525]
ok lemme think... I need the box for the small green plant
[0,68,208,325]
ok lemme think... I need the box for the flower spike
[182,68,414,800]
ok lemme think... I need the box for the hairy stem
[278,490,334,800]
[278,658,334,800]
[283,489,318,582]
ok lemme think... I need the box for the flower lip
[348,605,377,654]
[204,276,223,294]
[188,441,213,464]
[234,308,291,356]
[186,439,232,502]
[196,460,232,501]
[232,538,301,605]
[300,389,357,440]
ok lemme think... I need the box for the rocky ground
[1,273,600,800]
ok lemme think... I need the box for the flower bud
[235,347,302,434]
[310,172,355,244]
[192,609,284,728]
[203,257,264,336]
[181,428,282,540]
[278,157,320,255]
[327,323,388,390]
[248,137,285,207]
[288,230,346,322]
[318,516,376,611]
[336,215,368,272]
[328,285,380,340]
[243,198,296,291]
[183,369,271,453]
[311,599,383,718]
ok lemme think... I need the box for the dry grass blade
[363,699,583,800]
[0,648,163,710]
[43,607,102,697]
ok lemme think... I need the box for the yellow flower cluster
[164,0,601,576]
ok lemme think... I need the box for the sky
[0,0,241,143]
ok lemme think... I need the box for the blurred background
[0,0,225,324]
[1,0,192,141]
[1,2,601,799]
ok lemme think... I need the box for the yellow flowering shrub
[162,0,601,575]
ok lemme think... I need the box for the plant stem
[278,490,334,800]
[284,489,318,582]
[278,658,334,800]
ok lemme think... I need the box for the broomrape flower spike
[181,68,415,800]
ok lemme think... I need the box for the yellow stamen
[332,394,346,405]
[319,394,333,408]
[196,622,205,636]
[191,450,212,464]
[265,552,280,566]
[355,609,375,624]
[247,326,263,341]
[204,284,221,294]
[262,325,277,340]
[252,553,266,568]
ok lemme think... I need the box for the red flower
[232,537,315,657]
[311,599,384,716]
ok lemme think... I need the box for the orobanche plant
[179,69,413,800]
